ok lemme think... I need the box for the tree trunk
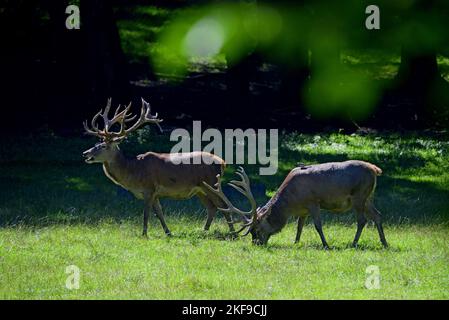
[392,0,449,126]
[396,48,440,94]
[394,47,449,126]
[279,48,310,110]
[81,0,129,110]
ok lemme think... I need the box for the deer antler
[83,98,163,141]
[122,98,163,134]
[203,167,258,235]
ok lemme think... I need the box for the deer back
[272,160,380,212]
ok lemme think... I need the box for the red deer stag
[82,98,234,236]
[204,162,388,248]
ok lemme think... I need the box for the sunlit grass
[341,49,401,80]
[438,55,449,82]
[0,220,447,299]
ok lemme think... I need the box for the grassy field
[0,130,448,299]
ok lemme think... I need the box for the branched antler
[203,167,258,235]
[83,98,163,141]
[123,98,163,134]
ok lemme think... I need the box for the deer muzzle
[82,149,95,163]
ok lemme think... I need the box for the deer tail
[221,160,226,175]
[367,163,382,176]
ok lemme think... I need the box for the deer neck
[102,150,133,189]
[260,195,289,235]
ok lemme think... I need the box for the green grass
[116,5,226,74]
[1,220,447,299]
[0,131,448,299]
[115,5,174,65]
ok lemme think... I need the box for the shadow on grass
[0,167,447,228]
[0,132,448,228]
[266,242,405,252]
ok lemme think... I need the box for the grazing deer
[82,98,234,237]
[204,162,388,248]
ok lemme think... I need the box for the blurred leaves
[129,0,449,121]
[305,63,381,120]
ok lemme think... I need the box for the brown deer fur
[206,160,388,248]
[83,99,233,236]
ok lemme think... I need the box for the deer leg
[142,197,153,237]
[295,216,306,244]
[203,207,216,231]
[197,194,217,231]
[366,202,388,248]
[352,210,367,248]
[309,205,329,249]
[153,199,172,236]
[200,194,236,232]
[222,212,235,233]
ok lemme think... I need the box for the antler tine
[90,109,102,131]
[102,101,132,137]
[228,167,257,217]
[113,104,123,118]
[83,120,103,138]
[123,102,137,122]
[125,114,137,122]
[203,174,234,214]
[98,99,111,133]
[84,98,163,141]
[112,104,131,123]
[83,109,105,138]
[143,99,162,121]
[104,98,112,117]
[123,98,163,134]
[234,222,254,236]
[142,98,163,126]
[203,168,258,219]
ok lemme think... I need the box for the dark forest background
[0,0,448,134]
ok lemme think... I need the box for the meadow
[0,130,448,299]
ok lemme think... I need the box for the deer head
[82,98,162,164]
[203,167,271,245]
